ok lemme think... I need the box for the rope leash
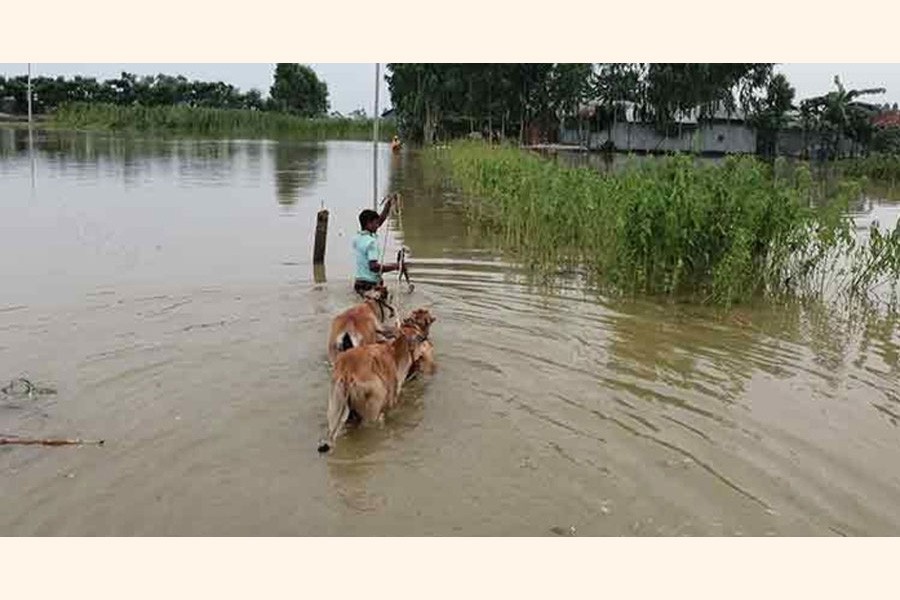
[376,192,414,294]
[364,192,415,328]
[376,192,397,277]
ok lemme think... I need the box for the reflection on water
[1,128,900,536]
[274,142,326,207]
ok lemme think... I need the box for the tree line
[386,63,777,144]
[3,63,895,159]
[385,63,896,158]
[0,64,330,118]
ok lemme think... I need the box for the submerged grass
[429,141,900,308]
[51,103,397,140]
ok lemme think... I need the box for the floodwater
[2,128,900,536]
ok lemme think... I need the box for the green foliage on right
[871,128,900,156]
[799,76,887,159]
[432,142,900,308]
[836,153,900,185]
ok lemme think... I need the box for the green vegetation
[799,76,887,159]
[388,64,898,162]
[386,64,774,144]
[431,142,900,307]
[836,153,900,187]
[51,103,396,140]
[268,64,329,117]
[871,127,900,155]
[0,64,329,117]
[749,73,796,157]
[1,64,378,139]
[1,72,265,114]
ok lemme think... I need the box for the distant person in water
[353,194,404,297]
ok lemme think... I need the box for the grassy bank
[430,142,900,307]
[51,103,397,140]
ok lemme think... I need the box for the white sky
[1,63,898,114]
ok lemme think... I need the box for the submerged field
[2,129,900,535]
[429,142,900,309]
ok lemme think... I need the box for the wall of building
[559,122,757,154]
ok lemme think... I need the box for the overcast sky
[1,63,899,114]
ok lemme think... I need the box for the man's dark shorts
[353,279,381,297]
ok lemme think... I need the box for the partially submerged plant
[432,141,900,310]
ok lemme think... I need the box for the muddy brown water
[2,128,900,536]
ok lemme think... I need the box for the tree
[748,73,795,157]
[242,89,264,111]
[637,63,773,125]
[385,63,787,148]
[386,63,447,144]
[594,63,644,146]
[872,127,900,154]
[0,70,272,115]
[386,63,592,145]
[548,64,593,123]
[269,64,329,117]
[800,76,885,158]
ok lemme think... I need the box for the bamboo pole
[1,437,104,447]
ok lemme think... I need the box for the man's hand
[370,260,400,274]
[377,194,395,226]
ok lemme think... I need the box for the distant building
[561,101,756,155]
[0,96,16,115]
[872,111,900,128]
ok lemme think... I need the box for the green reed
[429,142,900,308]
[835,153,900,187]
[51,103,397,140]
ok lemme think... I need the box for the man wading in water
[353,194,407,297]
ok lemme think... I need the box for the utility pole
[373,63,380,208]
[28,63,35,190]
[27,63,33,126]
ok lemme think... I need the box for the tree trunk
[423,103,437,146]
[609,102,615,149]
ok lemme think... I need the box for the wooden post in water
[313,262,327,284]
[313,207,329,265]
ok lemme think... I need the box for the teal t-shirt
[353,230,381,283]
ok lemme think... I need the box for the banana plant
[800,76,885,159]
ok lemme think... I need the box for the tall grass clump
[835,153,900,187]
[52,103,397,140]
[431,141,900,307]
